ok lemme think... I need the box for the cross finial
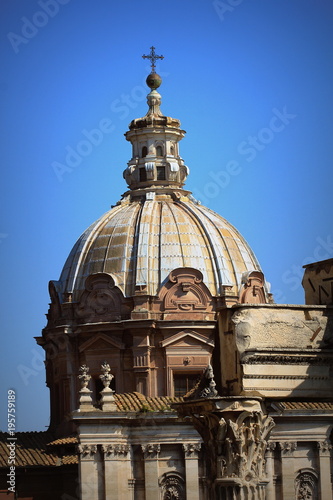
[142,46,164,73]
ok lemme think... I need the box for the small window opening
[156,166,166,181]
[139,167,147,182]
[142,146,147,157]
[173,373,199,397]
[156,145,163,157]
[170,146,175,155]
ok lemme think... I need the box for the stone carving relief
[185,364,218,399]
[295,469,318,500]
[317,439,332,455]
[191,409,274,489]
[76,273,125,322]
[182,443,201,458]
[232,310,253,354]
[101,444,130,458]
[160,268,212,312]
[219,412,274,482]
[279,441,297,456]
[78,444,97,460]
[141,443,160,459]
[159,472,185,500]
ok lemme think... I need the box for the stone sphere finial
[146,72,162,90]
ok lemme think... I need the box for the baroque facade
[0,49,332,499]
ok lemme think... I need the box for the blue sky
[1,0,332,431]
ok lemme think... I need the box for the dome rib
[167,202,186,268]
[103,202,140,295]
[59,207,122,297]
[195,204,262,287]
[177,201,231,294]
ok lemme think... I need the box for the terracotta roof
[0,432,78,468]
[47,436,78,446]
[282,401,333,410]
[114,392,183,412]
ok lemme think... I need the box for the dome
[58,193,262,302]
[55,62,267,305]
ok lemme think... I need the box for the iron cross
[142,46,164,73]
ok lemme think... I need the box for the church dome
[58,194,262,301]
[55,61,266,304]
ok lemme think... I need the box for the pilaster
[102,444,131,500]
[141,443,160,500]
[279,441,297,500]
[317,440,332,500]
[78,444,100,500]
[183,443,201,500]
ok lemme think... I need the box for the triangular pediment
[160,330,214,348]
[79,333,124,352]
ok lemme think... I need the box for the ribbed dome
[58,195,262,301]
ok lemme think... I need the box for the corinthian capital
[279,441,297,455]
[317,440,332,454]
[182,443,201,457]
[141,443,160,459]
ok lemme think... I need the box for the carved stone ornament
[185,364,218,400]
[159,472,185,500]
[141,443,160,459]
[78,444,97,459]
[182,443,201,457]
[99,361,114,390]
[101,444,130,458]
[160,268,212,312]
[295,469,318,500]
[189,408,274,496]
[317,439,332,454]
[76,273,123,322]
[78,364,91,390]
[219,412,274,482]
[279,441,297,455]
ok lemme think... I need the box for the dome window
[142,146,147,157]
[156,145,163,157]
[170,145,175,155]
[156,166,166,180]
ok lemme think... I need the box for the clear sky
[1,0,332,431]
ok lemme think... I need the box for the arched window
[156,145,163,157]
[170,145,175,156]
[142,146,147,157]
